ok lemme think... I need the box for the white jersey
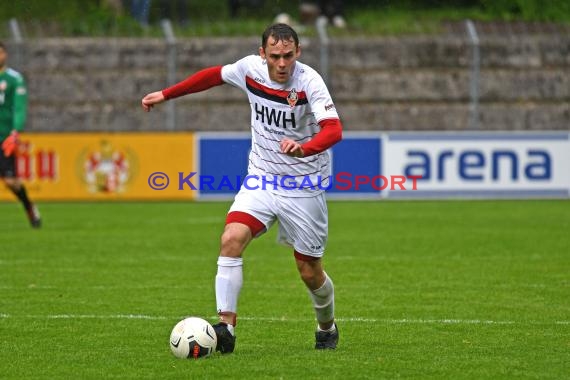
[221,55,339,197]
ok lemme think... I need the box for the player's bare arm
[141,91,165,112]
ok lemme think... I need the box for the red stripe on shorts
[226,211,265,237]
[294,250,319,262]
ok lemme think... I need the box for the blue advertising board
[196,132,570,200]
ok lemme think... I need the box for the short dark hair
[0,41,6,51]
[262,23,299,49]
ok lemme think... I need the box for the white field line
[0,313,167,320]
[0,285,204,290]
[0,314,567,325]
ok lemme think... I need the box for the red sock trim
[226,211,265,237]
[294,250,320,262]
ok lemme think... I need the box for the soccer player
[0,42,41,228]
[142,23,342,352]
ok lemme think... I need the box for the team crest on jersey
[287,88,298,108]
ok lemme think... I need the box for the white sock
[215,256,243,327]
[308,273,335,325]
[318,324,337,333]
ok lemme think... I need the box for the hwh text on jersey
[255,103,296,129]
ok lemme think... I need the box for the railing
[3,18,569,132]
[161,19,177,131]
[465,20,480,130]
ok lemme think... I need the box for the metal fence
[3,18,569,132]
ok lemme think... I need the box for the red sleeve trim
[162,65,224,100]
[301,118,343,157]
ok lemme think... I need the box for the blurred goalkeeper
[142,24,341,353]
[0,42,41,228]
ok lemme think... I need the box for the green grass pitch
[1,200,569,379]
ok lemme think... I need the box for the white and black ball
[169,317,217,359]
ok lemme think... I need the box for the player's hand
[280,138,304,158]
[2,130,19,157]
[141,91,166,112]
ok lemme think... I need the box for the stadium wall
[8,35,569,133]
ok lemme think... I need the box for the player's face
[0,48,6,70]
[260,36,300,84]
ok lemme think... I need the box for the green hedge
[2,0,569,22]
[481,0,570,22]
[0,0,568,38]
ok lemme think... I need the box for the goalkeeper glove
[2,131,19,157]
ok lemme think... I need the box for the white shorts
[228,186,328,258]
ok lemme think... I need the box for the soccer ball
[169,317,217,359]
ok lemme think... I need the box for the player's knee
[4,178,20,191]
[299,268,315,285]
[297,262,324,289]
[220,225,251,257]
